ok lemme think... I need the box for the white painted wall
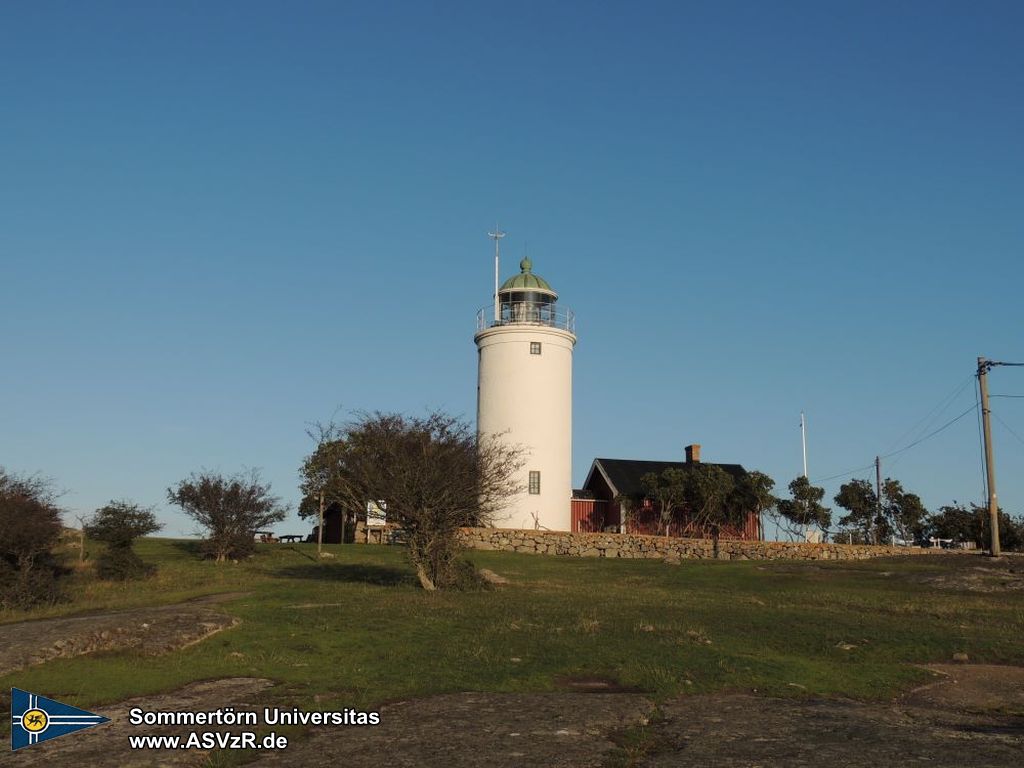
[475,324,575,531]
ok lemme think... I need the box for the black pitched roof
[587,458,747,498]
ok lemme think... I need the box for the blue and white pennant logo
[11,688,110,751]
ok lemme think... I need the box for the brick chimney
[685,444,701,464]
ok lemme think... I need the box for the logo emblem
[11,688,110,751]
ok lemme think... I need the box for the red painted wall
[571,499,609,532]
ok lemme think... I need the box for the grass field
[3,539,1023,719]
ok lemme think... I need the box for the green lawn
[4,539,1023,718]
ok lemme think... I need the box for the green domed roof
[499,257,556,293]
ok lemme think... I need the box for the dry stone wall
[458,528,940,561]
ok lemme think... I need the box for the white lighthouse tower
[475,236,576,531]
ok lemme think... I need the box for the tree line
[1,465,287,610]
[1,409,517,606]
[4,407,1023,607]
[617,464,1024,552]
[626,468,832,545]
[625,466,776,546]
[767,474,1024,550]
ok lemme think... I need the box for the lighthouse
[475,236,576,531]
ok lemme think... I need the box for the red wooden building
[571,444,761,540]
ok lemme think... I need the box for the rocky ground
[913,564,1024,592]
[252,690,655,768]
[12,666,1020,768]
[637,666,1024,768]
[4,564,1023,767]
[0,594,239,676]
[8,678,273,768]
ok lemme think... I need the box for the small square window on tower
[530,342,542,355]
[528,471,541,494]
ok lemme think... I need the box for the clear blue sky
[3,1,1022,537]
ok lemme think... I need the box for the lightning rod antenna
[488,226,505,323]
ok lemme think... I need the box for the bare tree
[167,470,287,562]
[74,513,88,565]
[306,410,525,590]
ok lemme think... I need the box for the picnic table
[278,534,304,543]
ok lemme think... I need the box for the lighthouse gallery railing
[476,303,575,334]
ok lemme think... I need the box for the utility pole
[875,456,883,545]
[977,357,1001,556]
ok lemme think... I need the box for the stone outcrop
[0,597,238,675]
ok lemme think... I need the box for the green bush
[441,558,492,591]
[86,500,162,581]
[95,546,155,581]
[199,531,256,562]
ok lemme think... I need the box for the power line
[990,394,1024,399]
[809,372,1007,490]
[994,412,1024,448]
[886,375,977,476]
[879,404,978,460]
[881,375,975,456]
[812,463,877,484]
[811,382,977,486]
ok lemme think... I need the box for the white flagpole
[801,411,808,478]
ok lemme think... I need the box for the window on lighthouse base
[528,471,541,494]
